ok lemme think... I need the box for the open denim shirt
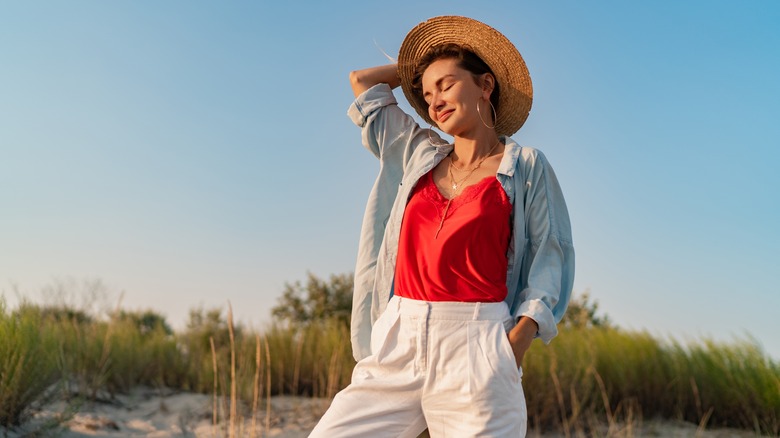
[348,84,575,362]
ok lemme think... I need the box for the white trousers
[310,296,527,437]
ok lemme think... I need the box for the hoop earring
[427,123,446,145]
[476,99,497,129]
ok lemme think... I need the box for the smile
[437,109,454,122]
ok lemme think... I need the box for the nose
[430,92,445,114]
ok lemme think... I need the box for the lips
[437,109,454,123]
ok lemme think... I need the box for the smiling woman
[311,15,574,438]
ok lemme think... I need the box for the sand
[2,387,763,437]
[3,387,329,437]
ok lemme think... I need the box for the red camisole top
[393,169,512,302]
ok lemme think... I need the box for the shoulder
[502,139,552,174]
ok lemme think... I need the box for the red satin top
[393,169,512,302]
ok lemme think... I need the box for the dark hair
[411,43,500,120]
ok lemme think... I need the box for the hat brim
[398,16,532,136]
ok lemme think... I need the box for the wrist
[509,316,537,345]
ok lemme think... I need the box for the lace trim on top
[418,170,511,215]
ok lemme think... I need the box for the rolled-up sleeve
[348,84,398,128]
[514,150,575,344]
[347,83,434,164]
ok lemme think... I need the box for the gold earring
[427,123,446,145]
[476,99,496,129]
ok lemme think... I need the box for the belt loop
[472,302,481,320]
[396,296,402,311]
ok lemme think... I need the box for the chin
[442,125,467,137]
[436,120,461,136]
[439,127,459,137]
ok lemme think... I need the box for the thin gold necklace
[448,164,478,193]
[434,139,502,238]
[449,138,502,173]
[447,139,501,193]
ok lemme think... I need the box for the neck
[451,131,503,167]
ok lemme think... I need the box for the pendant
[452,183,458,190]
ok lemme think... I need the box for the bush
[0,300,59,427]
[271,272,352,327]
[3,280,778,435]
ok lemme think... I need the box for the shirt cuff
[515,296,558,344]
[347,83,397,127]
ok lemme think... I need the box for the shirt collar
[498,135,520,177]
[434,136,519,177]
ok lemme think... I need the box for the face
[421,58,492,136]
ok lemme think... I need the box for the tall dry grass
[523,326,780,435]
[1,297,778,436]
[0,299,59,426]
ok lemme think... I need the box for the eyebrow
[423,74,456,97]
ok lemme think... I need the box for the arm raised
[349,64,400,98]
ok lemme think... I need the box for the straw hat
[398,16,533,136]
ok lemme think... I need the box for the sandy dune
[2,386,762,437]
[4,387,328,437]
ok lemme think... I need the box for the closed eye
[424,84,454,105]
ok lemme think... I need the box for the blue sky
[2,1,779,359]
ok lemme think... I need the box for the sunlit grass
[522,326,780,435]
[1,296,777,436]
[0,299,59,426]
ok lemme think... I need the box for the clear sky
[2,1,779,359]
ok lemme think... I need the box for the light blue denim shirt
[347,83,574,362]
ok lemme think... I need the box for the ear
[481,73,496,100]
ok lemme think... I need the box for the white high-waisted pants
[309,295,527,437]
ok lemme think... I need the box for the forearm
[507,316,538,367]
[349,64,400,98]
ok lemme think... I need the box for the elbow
[349,70,364,88]
[349,70,370,98]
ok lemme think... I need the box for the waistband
[390,295,510,322]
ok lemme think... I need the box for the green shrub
[3,287,778,435]
[521,326,780,435]
[263,318,352,398]
[0,300,59,427]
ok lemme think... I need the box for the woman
[310,16,574,437]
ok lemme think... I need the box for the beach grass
[1,296,778,436]
[523,326,780,435]
[0,299,59,427]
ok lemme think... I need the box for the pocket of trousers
[467,321,522,396]
[369,307,401,361]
